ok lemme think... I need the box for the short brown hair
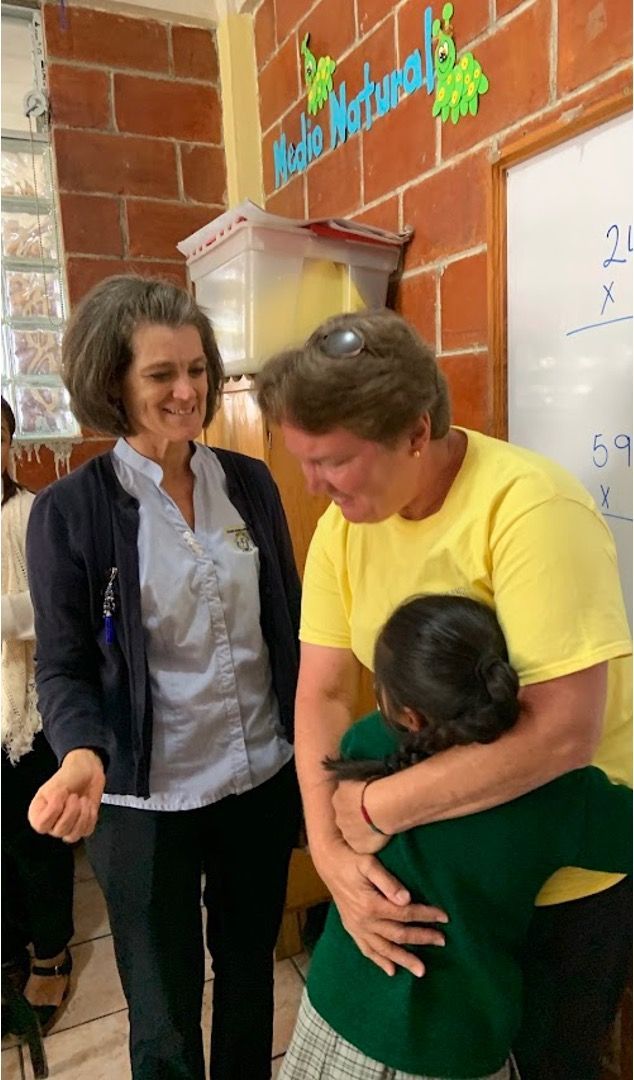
[256,309,450,443]
[63,275,224,437]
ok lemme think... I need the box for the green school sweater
[307,712,632,1079]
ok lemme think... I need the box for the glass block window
[1,7,79,441]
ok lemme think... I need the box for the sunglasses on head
[316,327,366,358]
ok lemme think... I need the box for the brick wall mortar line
[163,138,226,150]
[56,183,224,205]
[67,252,186,265]
[401,243,488,278]
[493,0,536,29]
[294,29,301,107]
[270,0,417,65]
[260,92,305,138]
[550,0,558,103]
[439,345,488,358]
[41,1,211,33]
[57,182,225,208]
[167,22,174,77]
[265,0,323,59]
[45,56,218,87]
[351,188,398,219]
[120,196,129,258]
[107,69,120,135]
[51,123,223,149]
[176,143,185,201]
[315,5,400,65]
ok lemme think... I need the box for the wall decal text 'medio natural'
[272,3,489,191]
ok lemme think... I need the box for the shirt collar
[112,438,161,487]
[113,438,203,488]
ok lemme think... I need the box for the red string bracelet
[360,779,388,836]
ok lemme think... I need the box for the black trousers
[1,733,75,962]
[87,761,301,1080]
[515,875,632,1080]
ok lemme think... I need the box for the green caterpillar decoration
[300,33,337,116]
[432,3,489,124]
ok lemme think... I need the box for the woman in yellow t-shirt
[256,309,632,1080]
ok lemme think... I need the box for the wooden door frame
[487,92,633,440]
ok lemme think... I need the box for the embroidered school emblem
[226,527,255,552]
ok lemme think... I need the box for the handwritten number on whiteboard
[614,434,632,468]
[628,225,633,254]
[603,224,627,268]
[593,434,608,468]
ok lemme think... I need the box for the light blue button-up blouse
[102,439,293,812]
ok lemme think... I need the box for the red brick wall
[254,0,632,434]
[17,3,226,488]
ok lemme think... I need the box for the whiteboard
[507,111,633,626]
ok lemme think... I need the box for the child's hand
[332,778,390,854]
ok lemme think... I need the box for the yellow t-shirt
[300,428,632,905]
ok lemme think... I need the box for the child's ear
[401,707,425,732]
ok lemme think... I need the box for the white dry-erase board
[501,106,632,626]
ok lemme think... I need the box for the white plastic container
[182,221,400,376]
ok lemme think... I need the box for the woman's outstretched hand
[314,838,447,977]
[28,748,105,843]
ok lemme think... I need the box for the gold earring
[413,449,421,459]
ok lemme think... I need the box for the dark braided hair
[1,397,24,507]
[324,595,520,782]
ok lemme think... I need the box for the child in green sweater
[280,595,632,1080]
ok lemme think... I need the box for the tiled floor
[2,844,307,1079]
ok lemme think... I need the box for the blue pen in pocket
[103,567,118,645]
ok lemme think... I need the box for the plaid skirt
[279,989,518,1080]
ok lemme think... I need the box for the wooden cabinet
[203,377,266,458]
[204,376,329,577]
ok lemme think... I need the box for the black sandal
[1,971,49,1078]
[28,947,73,1034]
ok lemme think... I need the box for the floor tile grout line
[45,1004,130,1040]
[47,973,216,1037]
[9,1031,287,1078]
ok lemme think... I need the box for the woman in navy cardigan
[26,275,302,1080]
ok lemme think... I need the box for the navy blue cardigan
[26,447,301,797]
